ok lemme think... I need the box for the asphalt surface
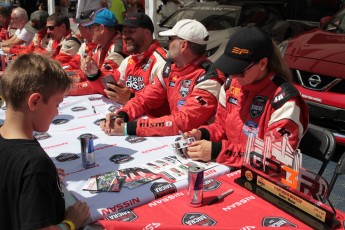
[303,144,345,213]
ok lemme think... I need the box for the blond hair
[2,53,71,109]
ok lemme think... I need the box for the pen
[207,188,234,205]
[179,130,188,139]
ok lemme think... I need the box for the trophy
[235,132,340,229]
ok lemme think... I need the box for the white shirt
[15,27,35,46]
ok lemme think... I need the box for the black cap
[214,26,273,75]
[24,10,49,34]
[121,12,154,33]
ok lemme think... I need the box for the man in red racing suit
[100,19,225,136]
[82,12,168,117]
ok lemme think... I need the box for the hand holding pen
[207,188,234,205]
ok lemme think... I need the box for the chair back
[328,152,345,196]
[298,123,336,176]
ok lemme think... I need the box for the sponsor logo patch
[273,92,286,103]
[34,132,52,140]
[229,86,240,97]
[94,118,105,126]
[109,154,134,164]
[228,97,238,105]
[177,100,185,110]
[179,80,192,98]
[108,104,122,113]
[203,179,221,191]
[71,106,87,112]
[126,75,145,91]
[55,153,80,162]
[125,136,146,143]
[88,96,102,101]
[243,120,259,136]
[250,96,267,118]
[141,58,153,71]
[169,81,175,87]
[195,96,207,106]
[51,118,70,125]
[262,217,297,227]
[105,210,137,222]
[150,182,177,199]
[182,213,216,226]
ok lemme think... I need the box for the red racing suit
[198,72,309,168]
[116,57,225,136]
[86,40,169,116]
[8,32,50,55]
[66,34,124,96]
[86,40,166,97]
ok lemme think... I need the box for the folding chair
[298,123,336,176]
[328,152,345,197]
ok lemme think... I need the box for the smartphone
[101,75,118,91]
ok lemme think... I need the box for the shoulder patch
[162,60,172,78]
[224,77,232,91]
[271,75,300,110]
[195,61,218,85]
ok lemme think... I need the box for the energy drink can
[80,133,95,169]
[188,166,204,207]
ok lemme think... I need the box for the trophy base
[235,165,340,230]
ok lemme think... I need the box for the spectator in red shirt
[0,6,10,41]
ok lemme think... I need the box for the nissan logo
[308,75,321,87]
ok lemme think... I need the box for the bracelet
[124,122,128,136]
[57,223,67,230]
[62,219,75,230]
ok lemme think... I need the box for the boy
[0,53,90,229]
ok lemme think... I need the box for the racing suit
[67,34,124,96]
[116,57,225,136]
[86,40,169,117]
[197,72,309,168]
[8,32,50,55]
[86,40,166,96]
[46,29,81,64]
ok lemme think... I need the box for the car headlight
[278,40,290,57]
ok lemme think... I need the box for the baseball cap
[83,8,117,27]
[121,13,154,33]
[214,26,273,75]
[159,19,209,45]
[24,10,49,34]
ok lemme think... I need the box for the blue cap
[83,8,117,27]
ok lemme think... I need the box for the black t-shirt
[0,136,65,229]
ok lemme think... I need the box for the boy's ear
[28,93,42,111]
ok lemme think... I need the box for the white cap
[159,19,209,45]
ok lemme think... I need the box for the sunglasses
[235,61,258,78]
[46,25,56,30]
[168,36,181,42]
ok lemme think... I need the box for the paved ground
[302,145,345,213]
